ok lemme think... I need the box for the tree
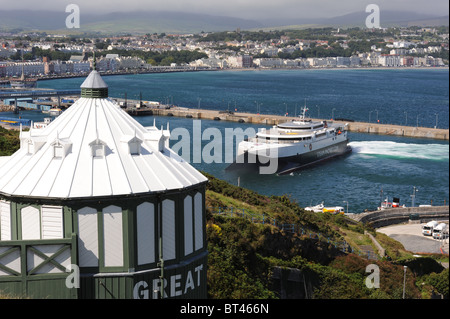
[160,56,175,66]
[146,58,157,66]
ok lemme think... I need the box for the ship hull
[227,139,351,175]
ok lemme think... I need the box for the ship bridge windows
[255,136,313,145]
[259,136,312,142]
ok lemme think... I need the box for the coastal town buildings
[0,26,448,78]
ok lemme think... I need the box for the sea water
[4,68,449,212]
[38,68,450,129]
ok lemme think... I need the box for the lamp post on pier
[343,201,348,215]
[410,186,418,207]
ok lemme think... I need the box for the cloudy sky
[0,0,448,20]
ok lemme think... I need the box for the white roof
[80,70,108,89]
[0,72,207,199]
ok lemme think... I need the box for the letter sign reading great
[133,264,204,299]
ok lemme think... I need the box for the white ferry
[227,107,351,175]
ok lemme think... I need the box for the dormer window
[129,140,141,155]
[54,145,64,158]
[25,138,45,155]
[51,138,72,159]
[121,135,142,155]
[89,139,107,158]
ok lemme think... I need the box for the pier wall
[348,206,449,228]
[347,122,448,140]
[3,94,449,140]
[133,104,449,141]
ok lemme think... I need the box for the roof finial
[93,51,97,71]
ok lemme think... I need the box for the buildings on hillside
[0,28,448,77]
[0,53,444,78]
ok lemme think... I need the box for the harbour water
[3,68,449,213]
[37,68,449,129]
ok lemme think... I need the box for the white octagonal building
[0,70,208,299]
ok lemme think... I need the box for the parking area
[377,222,449,255]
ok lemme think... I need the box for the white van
[422,221,438,236]
[432,223,448,239]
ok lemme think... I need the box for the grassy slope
[0,127,21,156]
[204,172,447,299]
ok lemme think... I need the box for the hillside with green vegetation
[0,129,447,299]
[0,126,21,156]
[203,172,448,299]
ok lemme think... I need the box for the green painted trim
[122,208,131,271]
[200,187,207,252]
[64,206,73,238]
[97,208,105,271]
[16,203,41,240]
[81,88,108,98]
[0,247,21,276]
[175,194,182,266]
[11,202,18,240]
[98,206,127,273]
[70,232,79,298]
[0,235,76,298]
[27,245,69,274]
[131,198,159,271]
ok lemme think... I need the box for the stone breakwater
[139,106,449,141]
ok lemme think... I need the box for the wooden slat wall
[0,200,11,241]
[162,199,175,261]
[137,202,155,265]
[41,206,63,239]
[103,205,123,267]
[184,196,193,256]
[78,207,99,267]
[21,206,40,240]
[194,193,203,251]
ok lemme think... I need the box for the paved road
[377,223,449,255]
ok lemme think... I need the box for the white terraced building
[0,69,208,299]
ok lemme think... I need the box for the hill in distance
[0,10,263,34]
[261,10,449,30]
[0,9,447,35]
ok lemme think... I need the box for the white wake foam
[348,141,449,161]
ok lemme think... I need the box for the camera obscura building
[0,70,208,299]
